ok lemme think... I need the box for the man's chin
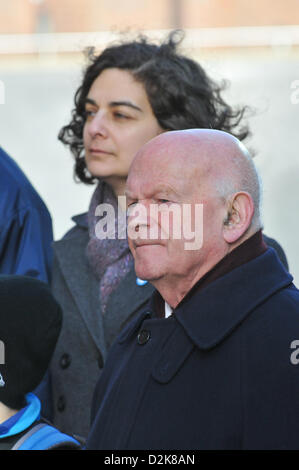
[134,265,162,283]
[133,248,167,282]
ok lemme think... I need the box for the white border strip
[0,26,299,55]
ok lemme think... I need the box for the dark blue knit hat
[0,275,62,409]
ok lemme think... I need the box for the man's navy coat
[86,248,299,450]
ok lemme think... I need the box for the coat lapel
[53,226,155,354]
[53,232,107,359]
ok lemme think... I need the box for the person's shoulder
[0,147,50,215]
[11,420,81,450]
[270,282,299,326]
[0,147,31,190]
[58,213,88,241]
[52,214,89,262]
[244,281,299,361]
[263,234,289,270]
[267,280,299,309]
[255,280,299,325]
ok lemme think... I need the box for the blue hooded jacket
[0,147,53,283]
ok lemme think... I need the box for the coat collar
[71,212,88,229]
[118,249,293,349]
[173,248,293,350]
[119,249,293,385]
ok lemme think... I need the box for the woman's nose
[88,111,108,138]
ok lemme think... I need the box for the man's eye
[127,202,138,214]
[158,199,170,204]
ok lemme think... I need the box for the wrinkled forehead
[126,140,211,198]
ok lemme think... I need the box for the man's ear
[222,192,255,244]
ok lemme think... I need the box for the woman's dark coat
[49,214,154,439]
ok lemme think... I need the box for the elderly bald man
[86,129,299,450]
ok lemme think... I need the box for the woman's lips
[89,148,113,155]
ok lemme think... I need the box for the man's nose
[127,201,158,239]
[128,201,150,230]
[88,111,108,138]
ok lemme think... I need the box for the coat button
[57,395,66,412]
[60,353,71,369]
[137,329,151,345]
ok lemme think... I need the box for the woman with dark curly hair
[59,31,249,186]
[49,30,288,441]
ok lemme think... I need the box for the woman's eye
[114,112,130,120]
[84,109,96,119]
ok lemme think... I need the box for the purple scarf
[86,181,134,314]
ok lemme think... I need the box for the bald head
[126,129,262,305]
[129,129,262,229]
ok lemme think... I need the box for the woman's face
[83,68,163,195]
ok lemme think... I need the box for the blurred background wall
[0,0,298,283]
[1,0,299,33]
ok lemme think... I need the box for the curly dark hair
[59,30,251,184]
